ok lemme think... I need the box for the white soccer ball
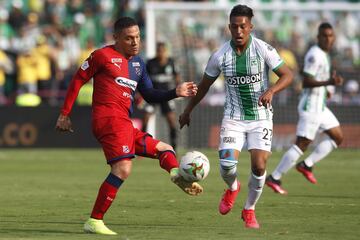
[179,151,210,182]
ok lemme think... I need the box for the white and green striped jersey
[298,45,331,113]
[205,35,284,120]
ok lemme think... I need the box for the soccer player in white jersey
[266,22,344,195]
[179,5,293,229]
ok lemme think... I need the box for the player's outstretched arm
[55,114,74,133]
[179,75,216,129]
[175,82,198,97]
[303,70,343,88]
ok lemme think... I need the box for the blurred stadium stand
[0,0,358,149]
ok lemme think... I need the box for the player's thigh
[92,118,136,163]
[296,111,321,140]
[319,107,340,132]
[246,120,273,152]
[134,128,161,158]
[218,118,246,152]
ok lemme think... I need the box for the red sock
[158,150,179,172]
[90,173,123,219]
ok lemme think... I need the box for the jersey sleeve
[260,41,284,71]
[137,58,177,102]
[138,58,154,90]
[60,50,103,116]
[204,52,221,80]
[303,50,319,77]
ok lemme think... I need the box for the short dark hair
[156,42,166,49]
[230,4,254,20]
[114,17,138,33]
[318,22,333,33]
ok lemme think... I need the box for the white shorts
[296,107,340,140]
[219,118,273,152]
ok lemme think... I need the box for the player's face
[114,25,140,58]
[229,16,253,49]
[318,28,335,52]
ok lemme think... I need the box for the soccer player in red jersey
[55,17,203,235]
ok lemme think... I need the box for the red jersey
[61,45,155,120]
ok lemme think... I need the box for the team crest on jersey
[111,58,122,63]
[308,56,315,63]
[132,62,140,67]
[115,77,138,91]
[81,60,89,70]
[122,145,130,153]
[134,67,141,76]
[250,58,258,66]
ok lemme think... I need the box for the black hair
[229,4,254,20]
[156,42,166,48]
[318,22,333,33]
[114,17,138,33]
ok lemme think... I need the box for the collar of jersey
[230,35,252,56]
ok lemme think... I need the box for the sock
[90,173,123,220]
[170,128,177,151]
[272,144,303,180]
[304,137,337,167]
[158,150,178,173]
[220,160,238,191]
[244,172,266,210]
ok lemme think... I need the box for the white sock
[220,160,238,191]
[272,145,303,180]
[244,172,266,210]
[304,137,337,167]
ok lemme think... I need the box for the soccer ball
[179,151,210,182]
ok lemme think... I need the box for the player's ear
[250,23,254,31]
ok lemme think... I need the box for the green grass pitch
[0,148,359,240]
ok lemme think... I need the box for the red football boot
[296,161,317,184]
[265,175,288,195]
[218,181,241,215]
[241,209,260,229]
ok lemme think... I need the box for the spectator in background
[0,9,14,50]
[8,0,27,34]
[0,49,13,104]
[16,49,37,94]
[32,35,52,105]
[343,79,360,105]
[270,41,300,105]
[140,42,181,151]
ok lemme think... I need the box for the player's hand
[179,112,191,129]
[55,114,74,133]
[258,88,274,108]
[330,71,344,86]
[176,82,198,97]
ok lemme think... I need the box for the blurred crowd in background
[0,0,359,107]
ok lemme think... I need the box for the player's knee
[155,141,175,154]
[219,149,238,174]
[251,166,266,176]
[334,132,344,146]
[110,160,132,179]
